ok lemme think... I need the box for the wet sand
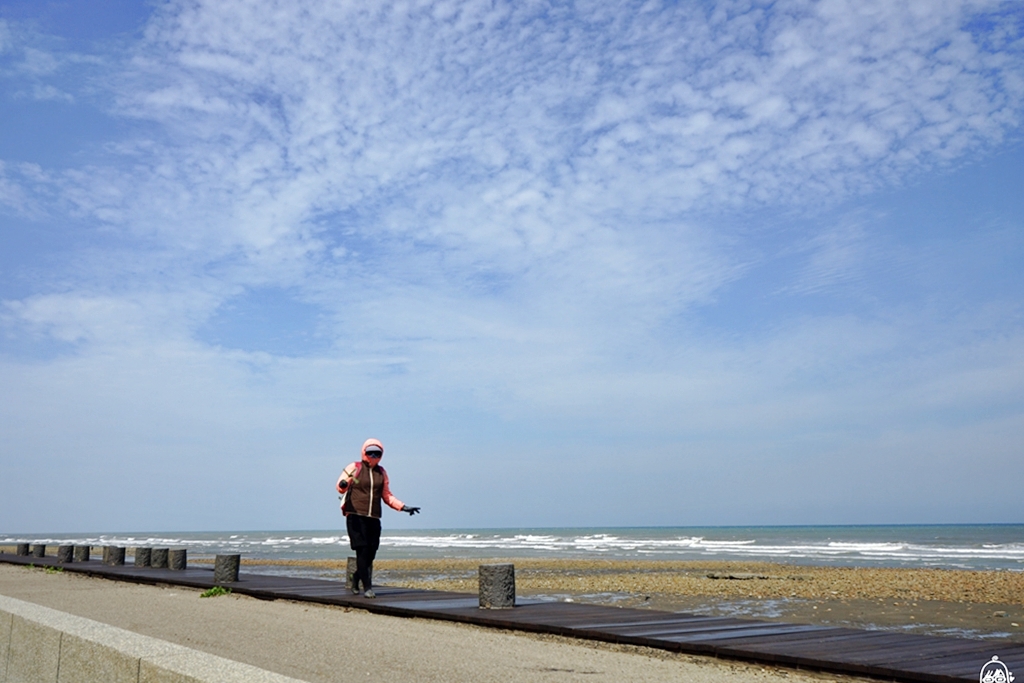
[229,557,1024,643]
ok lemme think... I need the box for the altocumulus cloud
[1,0,1023,531]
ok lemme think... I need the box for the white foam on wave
[5,530,1022,568]
[373,533,1024,566]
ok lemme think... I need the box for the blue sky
[1,0,1023,533]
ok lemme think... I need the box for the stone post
[169,548,187,570]
[31,544,46,558]
[57,545,75,563]
[16,543,29,556]
[134,547,152,567]
[479,563,516,609]
[102,546,126,566]
[151,548,169,568]
[73,545,90,562]
[213,554,240,583]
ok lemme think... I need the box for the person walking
[336,438,420,598]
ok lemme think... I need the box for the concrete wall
[0,595,305,683]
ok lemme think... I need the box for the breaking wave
[5,526,1023,570]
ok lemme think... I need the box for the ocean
[5,525,1023,572]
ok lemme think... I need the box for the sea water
[5,525,1023,571]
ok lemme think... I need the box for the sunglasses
[365,450,383,457]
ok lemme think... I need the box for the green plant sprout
[200,586,232,598]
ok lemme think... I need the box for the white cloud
[0,20,11,55]
[0,162,48,218]
[4,0,1020,355]
[19,47,60,76]
[2,291,206,346]
[87,0,1021,259]
[2,0,1024,528]
[29,83,74,102]
[4,0,1018,392]
[780,218,877,295]
[0,162,26,214]
[20,0,1009,358]
[0,23,95,110]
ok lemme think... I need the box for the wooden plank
[705,626,869,648]
[662,624,829,643]
[241,582,342,592]
[712,636,987,683]
[470,604,637,626]
[806,646,995,676]
[692,626,851,647]
[558,614,742,630]
[374,597,482,610]
[897,650,1024,676]
[537,614,731,631]
[372,591,481,603]
[713,647,974,683]
[726,637,1006,683]
[830,639,1002,665]
[276,583,351,591]
[596,618,764,637]
[741,629,937,652]
[695,628,995,683]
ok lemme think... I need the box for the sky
[1,0,1023,533]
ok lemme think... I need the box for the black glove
[402,506,421,515]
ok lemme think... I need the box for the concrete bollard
[102,546,126,566]
[73,545,91,562]
[479,563,516,609]
[214,554,240,583]
[169,548,187,570]
[346,556,358,589]
[134,547,152,567]
[31,544,46,558]
[151,548,169,568]
[16,543,30,556]
[57,545,75,563]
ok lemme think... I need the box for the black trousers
[346,514,382,590]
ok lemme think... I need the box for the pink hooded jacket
[336,438,405,518]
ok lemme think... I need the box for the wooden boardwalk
[2,552,1021,683]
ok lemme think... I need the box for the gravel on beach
[237,557,1024,603]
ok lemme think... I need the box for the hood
[361,438,384,464]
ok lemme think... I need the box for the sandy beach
[226,557,1024,643]
[0,562,884,683]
